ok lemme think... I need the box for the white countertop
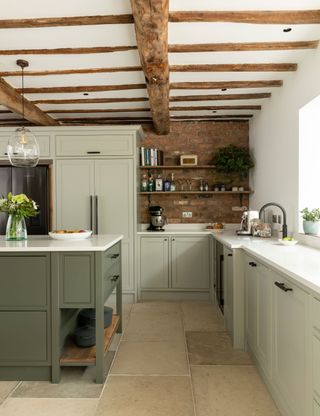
[213,230,320,296]
[137,223,238,235]
[0,234,123,252]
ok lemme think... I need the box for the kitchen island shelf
[60,315,120,366]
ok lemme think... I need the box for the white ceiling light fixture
[7,59,39,168]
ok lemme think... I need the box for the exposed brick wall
[139,121,250,224]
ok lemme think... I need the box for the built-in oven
[215,241,224,313]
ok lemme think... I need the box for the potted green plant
[300,207,320,235]
[213,145,254,177]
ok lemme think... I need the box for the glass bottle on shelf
[170,173,176,192]
[155,174,163,192]
[141,174,148,192]
[204,181,209,192]
[148,174,155,192]
[163,177,171,192]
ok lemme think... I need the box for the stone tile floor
[0,301,280,416]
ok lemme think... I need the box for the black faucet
[259,202,288,238]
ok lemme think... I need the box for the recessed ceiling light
[83,93,89,96]
[283,27,292,33]
[221,88,227,92]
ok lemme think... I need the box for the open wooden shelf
[139,165,215,169]
[139,190,253,195]
[60,315,120,365]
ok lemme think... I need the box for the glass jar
[6,214,27,241]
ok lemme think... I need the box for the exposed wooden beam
[0,78,59,126]
[170,93,271,101]
[32,97,149,105]
[0,46,137,55]
[0,66,142,77]
[169,10,320,24]
[19,84,146,94]
[169,41,319,53]
[45,108,150,114]
[170,105,261,111]
[170,80,282,89]
[0,15,134,29]
[172,115,253,119]
[130,0,170,135]
[58,116,152,123]
[170,63,297,72]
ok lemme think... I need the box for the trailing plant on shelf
[213,145,254,177]
[300,207,320,235]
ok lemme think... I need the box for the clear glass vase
[6,214,27,241]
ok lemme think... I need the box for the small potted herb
[300,207,320,235]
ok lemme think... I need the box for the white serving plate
[49,230,93,240]
[278,238,298,246]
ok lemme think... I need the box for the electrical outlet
[182,211,192,218]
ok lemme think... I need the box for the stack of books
[139,147,164,166]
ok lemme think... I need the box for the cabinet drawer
[55,133,134,156]
[0,256,48,307]
[104,242,121,270]
[0,135,51,158]
[104,261,121,300]
[0,311,47,362]
[59,253,94,308]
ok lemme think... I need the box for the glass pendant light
[7,59,39,167]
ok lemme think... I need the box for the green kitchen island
[0,234,123,384]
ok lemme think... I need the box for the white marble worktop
[213,230,320,295]
[0,234,123,252]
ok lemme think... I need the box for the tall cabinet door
[140,237,169,289]
[94,159,134,291]
[56,160,95,230]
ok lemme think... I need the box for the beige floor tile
[186,331,252,365]
[105,302,132,329]
[110,340,188,375]
[0,382,19,404]
[181,301,225,332]
[191,366,280,416]
[11,361,110,398]
[0,398,98,416]
[123,312,184,341]
[131,301,182,315]
[95,376,195,416]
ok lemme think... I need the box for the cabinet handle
[249,261,257,267]
[164,238,168,241]
[110,275,120,282]
[228,253,233,257]
[87,151,101,154]
[111,253,120,259]
[95,195,99,234]
[172,238,175,241]
[274,281,293,292]
[90,195,93,231]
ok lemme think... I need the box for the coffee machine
[147,206,167,231]
[237,210,259,235]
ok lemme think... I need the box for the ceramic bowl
[278,238,298,246]
[49,230,92,240]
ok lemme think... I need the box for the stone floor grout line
[180,301,198,416]
[0,381,23,408]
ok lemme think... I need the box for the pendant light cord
[21,65,25,127]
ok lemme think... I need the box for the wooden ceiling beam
[19,84,146,94]
[32,97,149,104]
[45,108,150,114]
[170,93,271,101]
[170,105,261,111]
[0,46,137,55]
[0,66,142,77]
[0,78,59,126]
[170,63,297,72]
[170,80,282,89]
[169,41,318,53]
[172,115,253,119]
[130,0,170,135]
[169,10,320,24]
[0,15,134,29]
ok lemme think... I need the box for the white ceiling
[0,1,319,125]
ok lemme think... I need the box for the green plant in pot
[300,208,320,235]
[212,145,254,187]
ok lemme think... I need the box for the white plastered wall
[249,45,320,233]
